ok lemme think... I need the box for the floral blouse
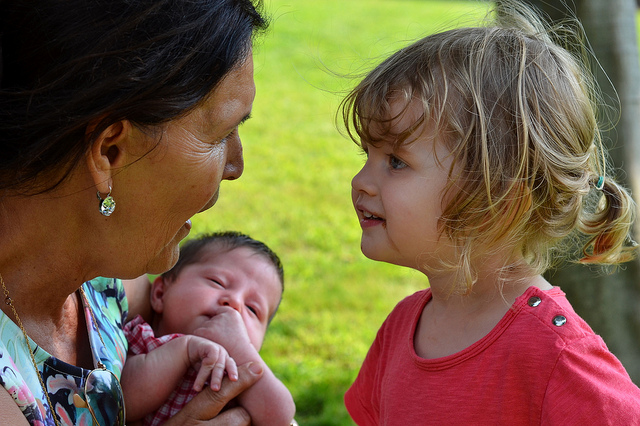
[0,277,128,425]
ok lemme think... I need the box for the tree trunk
[505,0,640,383]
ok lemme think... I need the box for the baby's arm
[232,344,296,426]
[121,335,238,422]
[194,307,296,426]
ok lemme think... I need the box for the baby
[121,231,296,426]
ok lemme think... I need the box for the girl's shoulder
[520,288,640,421]
[513,286,594,342]
[383,288,431,325]
[512,287,637,385]
[395,288,431,311]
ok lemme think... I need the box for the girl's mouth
[359,209,385,228]
[363,211,382,220]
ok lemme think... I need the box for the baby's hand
[195,306,252,352]
[186,335,238,392]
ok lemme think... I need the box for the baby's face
[153,246,282,349]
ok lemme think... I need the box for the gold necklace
[0,274,112,426]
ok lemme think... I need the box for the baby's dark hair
[341,1,636,292]
[163,230,284,298]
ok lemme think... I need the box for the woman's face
[112,55,255,276]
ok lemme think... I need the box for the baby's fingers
[209,353,237,391]
[226,356,238,382]
[191,343,230,392]
[192,358,216,392]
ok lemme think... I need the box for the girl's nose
[351,162,376,196]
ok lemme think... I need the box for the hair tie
[595,176,605,191]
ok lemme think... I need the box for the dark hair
[0,0,268,193]
[163,230,284,293]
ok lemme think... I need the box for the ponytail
[579,174,637,265]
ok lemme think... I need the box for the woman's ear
[85,120,134,194]
[150,275,168,314]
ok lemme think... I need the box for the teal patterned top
[0,277,128,425]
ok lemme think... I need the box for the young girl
[341,2,640,424]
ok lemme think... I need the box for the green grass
[189,1,490,424]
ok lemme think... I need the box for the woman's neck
[0,191,96,365]
[0,189,91,304]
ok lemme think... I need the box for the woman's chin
[145,220,193,274]
[147,243,181,274]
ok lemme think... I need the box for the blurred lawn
[190,1,490,424]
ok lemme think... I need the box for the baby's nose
[219,294,242,311]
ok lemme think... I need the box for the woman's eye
[211,129,235,146]
[389,155,407,169]
[221,129,238,144]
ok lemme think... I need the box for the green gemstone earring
[97,186,116,216]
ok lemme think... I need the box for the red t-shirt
[345,287,640,425]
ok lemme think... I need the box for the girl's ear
[150,275,168,314]
[85,120,134,194]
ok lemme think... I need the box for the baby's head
[150,231,284,349]
[342,1,635,291]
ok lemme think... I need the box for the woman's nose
[223,134,244,181]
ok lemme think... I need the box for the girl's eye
[389,155,407,170]
[246,305,258,317]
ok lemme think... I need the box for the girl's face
[108,56,255,277]
[152,246,282,350]
[351,98,457,272]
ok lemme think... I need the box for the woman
[0,0,268,424]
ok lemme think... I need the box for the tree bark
[503,0,640,383]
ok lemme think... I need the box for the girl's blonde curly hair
[341,1,636,293]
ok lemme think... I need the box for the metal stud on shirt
[527,296,542,307]
[552,315,567,327]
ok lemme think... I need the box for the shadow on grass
[294,376,354,426]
